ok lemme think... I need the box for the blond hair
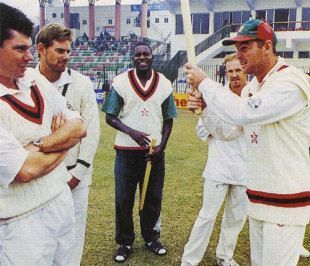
[223,53,237,65]
[36,23,72,47]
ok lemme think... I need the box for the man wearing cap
[185,19,309,266]
[182,54,248,266]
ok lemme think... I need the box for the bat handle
[188,86,202,115]
[139,139,157,211]
[193,89,202,115]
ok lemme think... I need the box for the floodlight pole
[39,0,48,29]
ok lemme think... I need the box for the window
[175,14,184,34]
[214,11,249,32]
[241,11,251,23]
[299,51,310,58]
[108,19,113,25]
[302,8,310,30]
[82,20,87,25]
[276,51,293,58]
[284,52,293,58]
[155,18,159,23]
[274,9,289,31]
[267,9,274,24]
[214,12,225,32]
[256,10,266,21]
[288,9,296,30]
[61,13,64,18]
[193,14,201,34]
[231,11,241,31]
[52,13,57,18]
[70,13,80,29]
[192,13,209,34]
[164,18,169,23]
[126,18,131,24]
[176,13,209,34]
[232,11,241,24]
[200,14,209,34]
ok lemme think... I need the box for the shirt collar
[249,56,286,90]
[261,56,286,84]
[54,67,72,87]
[35,63,72,87]
[0,69,34,97]
[133,69,154,88]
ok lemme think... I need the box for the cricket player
[185,19,309,266]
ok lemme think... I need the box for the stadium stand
[35,0,309,94]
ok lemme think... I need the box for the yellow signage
[173,93,189,109]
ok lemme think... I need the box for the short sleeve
[101,88,124,116]
[161,93,177,120]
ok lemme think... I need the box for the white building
[165,0,310,68]
[45,1,173,42]
[44,0,309,71]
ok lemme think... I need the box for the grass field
[82,109,309,266]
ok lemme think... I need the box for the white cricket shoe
[216,257,240,266]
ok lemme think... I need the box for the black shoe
[145,240,167,256]
[113,245,132,263]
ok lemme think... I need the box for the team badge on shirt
[250,131,258,144]
[248,97,262,109]
[141,108,149,117]
[66,101,76,111]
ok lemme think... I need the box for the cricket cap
[222,19,277,47]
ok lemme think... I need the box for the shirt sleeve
[101,88,124,116]
[199,77,307,126]
[196,118,209,141]
[68,80,100,181]
[0,124,28,188]
[161,93,177,120]
[201,107,243,141]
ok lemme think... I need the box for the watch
[32,139,44,150]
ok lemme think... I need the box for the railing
[153,50,187,82]
[155,25,231,82]
[195,25,230,55]
[152,34,172,65]
[173,65,219,93]
[149,21,164,41]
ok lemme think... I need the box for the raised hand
[184,63,208,88]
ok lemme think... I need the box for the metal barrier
[154,25,231,83]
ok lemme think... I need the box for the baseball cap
[222,19,277,47]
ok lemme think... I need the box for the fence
[173,65,219,93]
[88,64,309,93]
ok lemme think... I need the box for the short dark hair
[132,41,152,55]
[0,3,33,47]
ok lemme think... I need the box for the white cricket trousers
[0,186,76,266]
[181,179,247,266]
[249,217,306,266]
[71,185,90,266]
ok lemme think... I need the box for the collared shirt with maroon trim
[0,68,80,123]
[102,69,177,150]
[0,123,28,188]
[196,57,310,225]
